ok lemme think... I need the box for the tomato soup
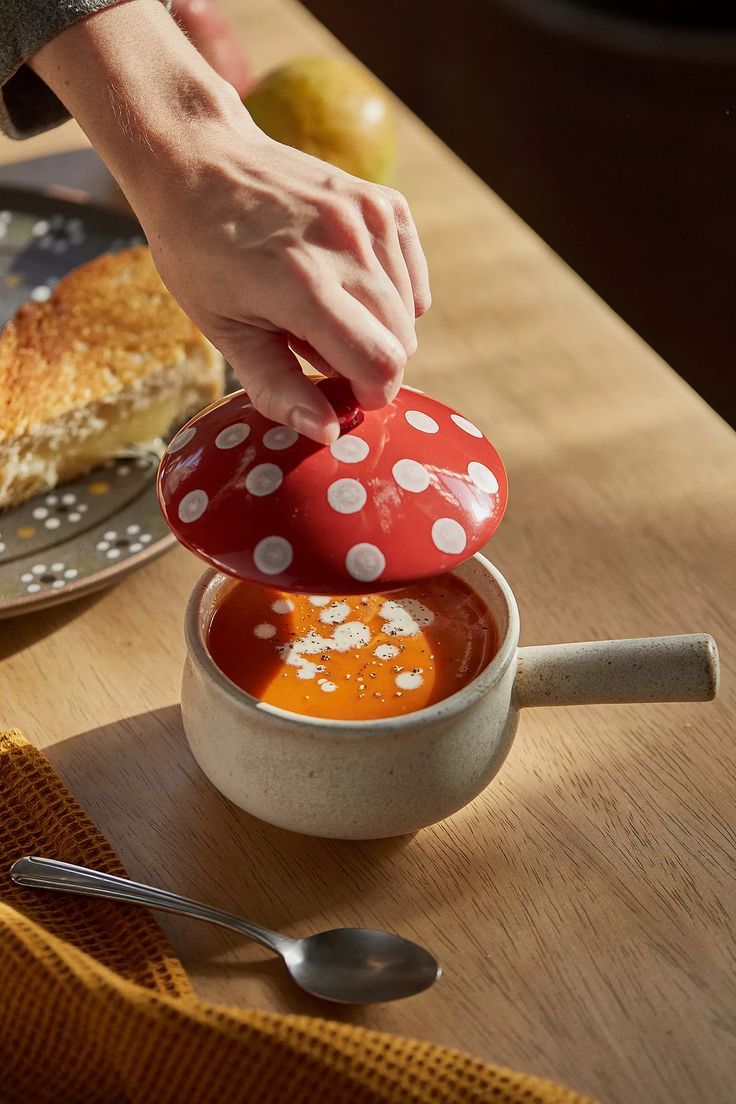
[206,573,497,721]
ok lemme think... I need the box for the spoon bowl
[285,927,441,1004]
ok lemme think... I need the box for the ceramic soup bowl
[181,554,719,839]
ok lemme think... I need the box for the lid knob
[318,376,364,433]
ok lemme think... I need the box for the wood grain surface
[1,2,735,1102]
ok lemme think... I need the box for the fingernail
[290,405,339,445]
[384,372,404,404]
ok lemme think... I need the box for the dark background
[302,0,736,425]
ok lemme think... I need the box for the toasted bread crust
[0,247,215,442]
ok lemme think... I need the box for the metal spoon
[10,855,441,1004]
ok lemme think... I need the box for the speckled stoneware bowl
[181,554,720,839]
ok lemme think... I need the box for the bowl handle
[514,634,719,708]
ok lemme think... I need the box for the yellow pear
[244,56,396,184]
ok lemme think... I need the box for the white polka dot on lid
[215,423,250,449]
[168,426,196,454]
[254,623,276,639]
[405,409,439,434]
[178,489,208,523]
[330,436,369,464]
[392,458,430,493]
[467,461,499,494]
[254,535,293,575]
[263,426,298,450]
[345,543,385,582]
[327,478,367,514]
[451,413,483,438]
[431,517,467,555]
[245,463,283,497]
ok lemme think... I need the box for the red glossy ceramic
[157,379,507,594]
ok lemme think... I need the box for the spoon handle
[10,855,291,955]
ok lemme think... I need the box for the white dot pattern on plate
[405,410,439,434]
[44,518,60,529]
[178,489,208,523]
[431,517,467,555]
[392,458,430,493]
[263,426,298,450]
[254,535,293,575]
[467,461,499,494]
[215,423,250,449]
[309,595,330,606]
[30,286,51,303]
[374,644,400,660]
[271,598,294,614]
[319,681,338,693]
[330,436,369,464]
[327,478,367,514]
[168,426,196,453]
[254,623,276,639]
[32,507,48,520]
[451,413,483,438]
[245,463,283,497]
[345,543,385,582]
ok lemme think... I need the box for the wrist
[29,0,258,202]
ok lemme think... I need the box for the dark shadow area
[45,706,414,933]
[302,0,736,426]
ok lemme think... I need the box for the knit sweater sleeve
[0,1,171,140]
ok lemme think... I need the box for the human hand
[30,0,430,444]
[137,121,431,443]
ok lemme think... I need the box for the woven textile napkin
[0,729,597,1104]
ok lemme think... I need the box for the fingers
[385,189,431,318]
[360,192,415,322]
[221,327,339,444]
[297,286,409,409]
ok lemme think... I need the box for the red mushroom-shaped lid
[157,380,507,593]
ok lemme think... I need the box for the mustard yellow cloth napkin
[0,729,598,1104]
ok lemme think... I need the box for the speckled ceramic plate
[0,185,225,617]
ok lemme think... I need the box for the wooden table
[2,3,735,1102]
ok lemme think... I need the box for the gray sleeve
[0,1,171,140]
